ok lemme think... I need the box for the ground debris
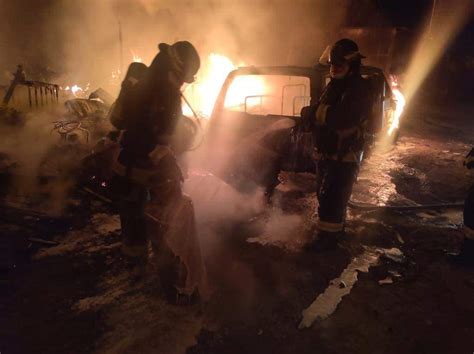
[378,277,394,285]
[396,233,405,244]
[27,237,59,246]
[381,247,405,263]
[299,248,381,329]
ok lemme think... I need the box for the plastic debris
[378,277,393,285]
[382,247,405,263]
[388,270,402,278]
[396,233,405,244]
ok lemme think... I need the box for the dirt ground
[2,99,474,354]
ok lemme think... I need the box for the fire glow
[182,53,236,117]
[182,53,266,118]
[388,76,406,136]
[131,50,143,63]
[64,84,89,97]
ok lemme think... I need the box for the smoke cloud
[0,0,350,248]
[0,0,347,94]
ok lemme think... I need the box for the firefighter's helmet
[159,41,200,83]
[319,38,366,66]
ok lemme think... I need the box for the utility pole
[118,20,123,78]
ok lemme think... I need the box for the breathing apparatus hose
[180,92,205,152]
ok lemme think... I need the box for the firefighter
[448,148,474,266]
[113,41,206,301]
[301,39,372,251]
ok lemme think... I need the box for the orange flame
[182,53,267,118]
[64,83,89,97]
[224,75,266,111]
[388,76,406,136]
[182,53,235,117]
[131,50,143,63]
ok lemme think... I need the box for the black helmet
[329,38,365,66]
[319,38,366,66]
[159,41,200,83]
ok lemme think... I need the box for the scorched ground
[2,98,474,353]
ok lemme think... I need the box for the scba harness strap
[113,145,173,187]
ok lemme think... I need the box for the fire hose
[348,200,464,211]
[349,150,472,211]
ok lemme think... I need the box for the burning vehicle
[202,63,405,195]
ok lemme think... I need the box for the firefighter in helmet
[112,41,207,301]
[449,148,474,266]
[301,38,373,251]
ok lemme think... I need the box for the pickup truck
[201,64,403,195]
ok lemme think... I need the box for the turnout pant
[315,159,359,233]
[115,148,208,298]
[118,179,150,261]
[450,182,474,265]
[116,149,183,261]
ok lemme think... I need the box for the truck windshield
[224,74,310,117]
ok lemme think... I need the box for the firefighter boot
[448,238,474,267]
